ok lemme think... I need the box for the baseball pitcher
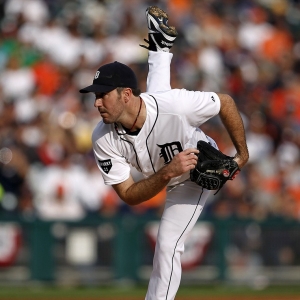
[79,6,249,300]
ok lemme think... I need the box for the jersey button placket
[136,139,142,151]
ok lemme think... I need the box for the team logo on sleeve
[98,159,112,174]
[157,141,183,164]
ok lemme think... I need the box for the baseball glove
[190,140,240,194]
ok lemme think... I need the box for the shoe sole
[147,6,168,19]
[146,6,178,38]
[160,24,177,37]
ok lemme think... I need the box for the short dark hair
[116,87,141,97]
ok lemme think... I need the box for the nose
[94,98,103,107]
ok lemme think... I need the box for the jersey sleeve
[92,123,131,185]
[174,89,221,126]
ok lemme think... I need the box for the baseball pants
[145,181,211,300]
[145,51,212,300]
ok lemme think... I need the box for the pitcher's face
[94,89,124,124]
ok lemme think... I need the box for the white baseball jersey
[92,89,220,186]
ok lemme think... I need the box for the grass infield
[0,285,300,299]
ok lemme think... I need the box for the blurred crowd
[0,0,300,222]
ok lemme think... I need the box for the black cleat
[140,6,178,52]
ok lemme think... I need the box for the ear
[123,88,132,103]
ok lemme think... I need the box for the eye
[95,92,107,99]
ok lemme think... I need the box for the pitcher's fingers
[185,148,199,155]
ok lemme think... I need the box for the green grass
[0,285,300,299]
[177,285,300,296]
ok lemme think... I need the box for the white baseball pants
[145,51,212,300]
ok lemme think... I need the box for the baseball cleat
[140,6,178,52]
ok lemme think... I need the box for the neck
[128,97,143,132]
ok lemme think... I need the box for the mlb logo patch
[98,159,112,174]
